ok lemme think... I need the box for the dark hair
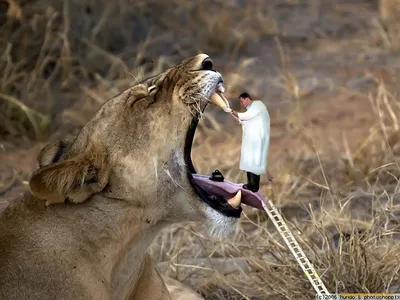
[239,92,251,99]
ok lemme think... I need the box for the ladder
[261,186,330,296]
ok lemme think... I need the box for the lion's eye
[201,58,213,71]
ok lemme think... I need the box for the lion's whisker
[152,156,158,180]
[163,169,185,190]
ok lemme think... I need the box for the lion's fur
[0,54,235,300]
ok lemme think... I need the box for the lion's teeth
[227,190,241,208]
[210,92,229,110]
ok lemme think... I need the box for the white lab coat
[237,100,270,175]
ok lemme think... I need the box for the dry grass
[1,0,400,299]
[150,83,400,298]
[379,0,400,50]
[0,0,278,141]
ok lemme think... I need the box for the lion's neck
[109,219,166,299]
[67,195,168,299]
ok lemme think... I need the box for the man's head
[239,92,252,108]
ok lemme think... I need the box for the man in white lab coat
[230,92,270,192]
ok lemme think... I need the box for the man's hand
[231,114,241,124]
[231,110,239,117]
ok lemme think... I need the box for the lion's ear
[29,147,110,206]
[37,138,73,167]
[148,85,158,96]
[125,83,160,107]
[125,83,158,107]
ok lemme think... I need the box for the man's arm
[231,114,242,124]
[231,110,239,118]
[231,106,261,121]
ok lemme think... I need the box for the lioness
[0,54,247,300]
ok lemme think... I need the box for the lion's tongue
[192,174,264,210]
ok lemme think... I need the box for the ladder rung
[299,257,308,265]
[261,198,330,295]
[299,257,307,262]
[300,258,309,264]
[292,248,303,254]
[293,249,303,255]
[295,251,302,257]
[307,273,319,280]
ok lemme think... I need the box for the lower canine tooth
[227,190,241,208]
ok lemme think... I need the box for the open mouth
[183,82,264,219]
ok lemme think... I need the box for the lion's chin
[203,206,238,239]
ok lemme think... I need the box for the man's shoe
[243,183,252,191]
[243,172,252,191]
[252,174,260,192]
[243,172,259,193]
[243,184,258,193]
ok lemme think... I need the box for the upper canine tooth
[210,92,229,110]
[219,93,230,108]
[227,190,241,208]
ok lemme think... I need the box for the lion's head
[29,54,244,238]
